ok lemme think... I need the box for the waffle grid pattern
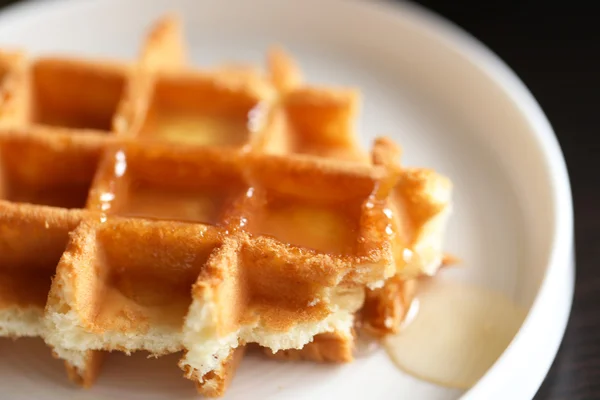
[0,15,452,398]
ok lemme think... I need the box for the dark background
[0,0,597,399]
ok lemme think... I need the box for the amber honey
[117,181,228,225]
[384,280,527,389]
[143,112,249,147]
[139,71,260,147]
[251,195,359,255]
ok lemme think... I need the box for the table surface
[0,0,597,399]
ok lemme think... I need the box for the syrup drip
[354,294,420,359]
[365,160,401,238]
[97,150,128,222]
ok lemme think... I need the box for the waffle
[0,14,452,398]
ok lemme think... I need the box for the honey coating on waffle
[252,194,359,254]
[78,139,390,335]
[241,154,376,256]
[32,59,127,131]
[138,72,268,147]
[0,14,452,398]
[86,143,247,225]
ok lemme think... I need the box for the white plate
[0,0,574,399]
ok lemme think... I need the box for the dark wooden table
[0,0,597,399]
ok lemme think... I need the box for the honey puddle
[153,114,248,147]
[257,202,357,254]
[384,280,527,389]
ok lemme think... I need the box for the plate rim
[0,0,575,399]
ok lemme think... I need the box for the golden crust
[139,14,187,71]
[267,46,302,94]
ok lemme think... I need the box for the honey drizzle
[365,160,403,247]
[96,149,128,223]
[368,139,422,272]
[236,187,255,230]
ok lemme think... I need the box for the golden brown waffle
[0,14,452,398]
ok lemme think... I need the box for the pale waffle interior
[0,15,453,398]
